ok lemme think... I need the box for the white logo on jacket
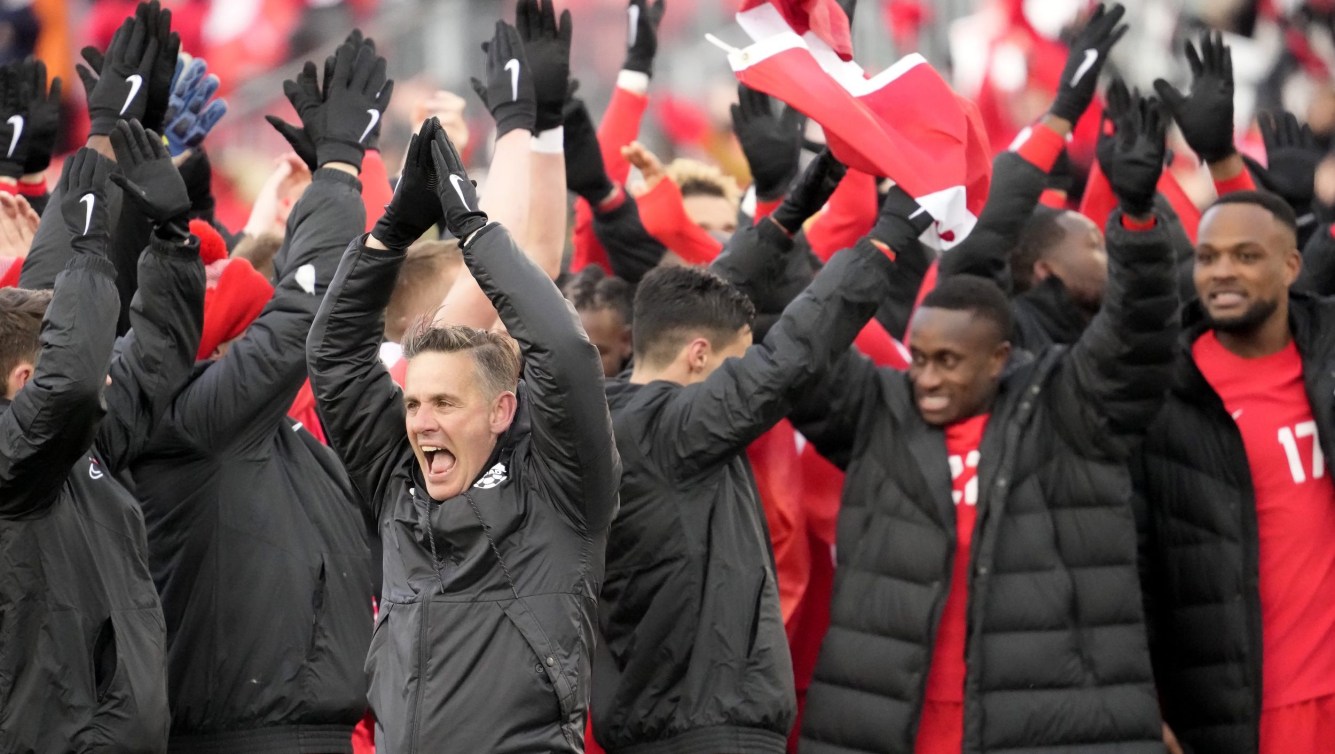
[88,458,104,480]
[474,462,508,489]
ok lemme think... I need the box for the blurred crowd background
[7,0,1334,235]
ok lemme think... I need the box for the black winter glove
[0,59,62,178]
[321,31,384,149]
[869,184,933,258]
[1255,110,1320,211]
[563,97,615,203]
[1154,31,1236,163]
[109,119,191,232]
[1105,95,1168,217]
[1095,76,1134,177]
[516,0,572,132]
[430,129,489,240]
[374,118,445,250]
[471,21,537,139]
[314,42,392,170]
[80,16,160,136]
[771,149,846,234]
[266,60,322,171]
[60,148,114,251]
[177,147,216,220]
[623,0,665,77]
[1049,3,1127,123]
[731,84,804,201]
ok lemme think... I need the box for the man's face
[1039,212,1108,312]
[1194,203,1300,333]
[683,194,738,239]
[908,307,1010,426]
[403,350,515,500]
[579,307,632,378]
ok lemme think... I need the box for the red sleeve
[753,196,784,223]
[1012,122,1065,172]
[571,197,613,273]
[0,256,23,288]
[1078,160,1119,233]
[360,150,394,233]
[636,179,722,265]
[804,169,878,262]
[288,379,327,445]
[852,319,910,369]
[1157,169,1200,244]
[1121,214,1157,231]
[1214,168,1256,197]
[598,86,650,185]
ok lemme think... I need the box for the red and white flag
[723,2,992,250]
[737,0,855,61]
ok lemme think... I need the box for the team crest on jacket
[474,462,508,489]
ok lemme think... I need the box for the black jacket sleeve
[307,238,412,521]
[97,233,205,473]
[651,238,922,479]
[464,223,621,532]
[1295,224,1335,295]
[108,202,156,335]
[592,193,668,285]
[785,348,882,471]
[19,183,124,291]
[166,168,364,452]
[711,218,801,314]
[937,150,1049,292]
[1050,212,1180,460]
[0,253,120,518]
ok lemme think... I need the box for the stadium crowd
[3,0,1335,752]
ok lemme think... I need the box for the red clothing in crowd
[914,412,989,753]
[1193,332,1335,750]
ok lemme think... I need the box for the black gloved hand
[177,147,216,220]
[314,41,392,170]
[15,59,62,176]
[1095,76,1134,177]
[562,97,615,204]
[109,119,192,231]
[1105,95,1167,217]
[374,118,445,250]
[731,84,804,201]
[771,149,846,234]
[80,16,160,136]
[1154,31,1236,163]
[138,0,180,131]
[429,129,489,240]
[516,0,572,132]
[1255,110,1320,210]
[623,0,665,77]
[1049,3,1127,123]
[320,31,383,149]
[868,184,933,258]
[59,148,114,249]
[471,20,537,139]
[265,60,322,171]
[0,64,26,179]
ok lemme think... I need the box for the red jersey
[916,413,989,753]
[1193,331,1335,709]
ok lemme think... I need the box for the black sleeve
[166,168,365,452]
[307,238,413,521]
[649,238,922,478]
[108,202,155,335]
[710,218,800,313]
[1049,212,1180,460]
[592,193,668,285]
[938,150,1050,292]
[1295,224,1335,295]
[0,253,120,518]
[97,233,205,473]
[464,223,621,532]
[785,347,883,471]
[19,182,124,291]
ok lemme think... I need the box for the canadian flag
[724,2,992,250]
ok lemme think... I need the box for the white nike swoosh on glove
[1069,50,1099,88]
[505,59,521,102]
[360,109,381,144]
[450,175,471,210]
[120,74,144,116]
[80,193,96,235]
[627,4,640,47]
[6,115,23,158]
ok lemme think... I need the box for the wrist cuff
[1120,213,1157,231]
[17,180,46,198]
[617,70,651,95]
[1214,169,1256,197]
[532,127,565,154]
[1011,122,1066,172]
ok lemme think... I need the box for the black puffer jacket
[1,234,205,753]
[131,169,374,754]
[307,223,620,754]
[595,240,920,754]
[794,215,1178,754]
[1134,293,1335,754]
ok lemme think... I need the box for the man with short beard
[1137,190,1335,754]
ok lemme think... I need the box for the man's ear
[989,341,1012,380]
[684,337,711,375]
[1033,259,1055,283]
[490,391,519,435]
[5,362,33,399]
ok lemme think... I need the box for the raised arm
[517,0,571,278]
[0,149,119,518]
[654,189,934,478]
[172,41,382,450]
[432,126,619,531]
[1055,95,1179,460]
[96,119,205,472]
